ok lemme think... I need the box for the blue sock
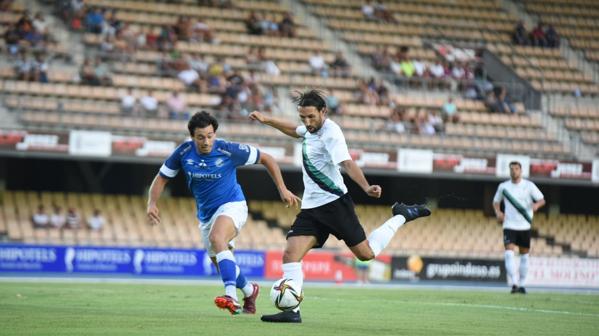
[216,250,238,300]
[236,266,248,289]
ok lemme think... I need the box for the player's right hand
[280,188,301,209]
[495,212,505,223]
[249,111,267,123]
[147,204,161,225]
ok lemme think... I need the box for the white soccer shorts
[199,201,248,257]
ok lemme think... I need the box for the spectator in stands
[80,58,97,85]
[174,16,192,41]
[530,22,546,47]
[512,21,528,46]
[412,59,428,79]
[93,57,112,86]
[429,60,447,88]
[87,209,105,231]
[373,1,396,23]
[206,62,227,93]
[416,109,436,135]
[4,24,21,55]
[85,8,105,34]
[50,205,66,229]
[191,17,214,43]
[385,106,406,134]
[32,205,49,228]
[309,50,328,78]
[545,24,560,48]
[14,51,33,81]
[140,91,159,117]
[429,109,444,134]
[278,12,296,38]
[177,62,201,91]
[245,11,263,35]
[32,13,49,41]
[362,0,376,21]
[494,86,516,114]
[262,14,280,37]
[442,97,459,123]
[357,79,379,105]
[121,88,137,115]
[326,90,344,115]
[167,91,189,120]
[32,54,49,83]
[66,207,81,229]
[329,52,351,78]
[371,47,391,71]
[157,25,177,51]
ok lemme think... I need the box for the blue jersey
[159,139,260,223]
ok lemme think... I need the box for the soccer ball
[270,278,303,311]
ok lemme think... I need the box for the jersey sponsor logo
[188,171,222,180]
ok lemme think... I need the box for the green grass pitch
[1,281,598,336]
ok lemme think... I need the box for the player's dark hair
[188,111,218,136]
[509,161,521,168]
[292,89,327,112]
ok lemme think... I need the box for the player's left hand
[366,185,382,198]
[280,189,301,209]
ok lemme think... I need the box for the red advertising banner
[264,250,391,282]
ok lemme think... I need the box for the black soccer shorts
[287,193,366,248]
[503,228,531,248]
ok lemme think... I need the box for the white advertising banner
[69,130,112,157]
[397,148,433,173]
[495,154,530,178]
[592,159,599,183]
[527,257,599,288]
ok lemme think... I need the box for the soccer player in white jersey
[147,111,300,315]
[249,89,431,323]
[493,161,545,294]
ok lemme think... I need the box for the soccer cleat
[391,202,431,222]
[517,287,527,294]
[214,295,242,315]
[242,283,260,314]
[261,310,302,323]
[510,285,518,294]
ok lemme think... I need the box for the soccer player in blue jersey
[147,111,300,315]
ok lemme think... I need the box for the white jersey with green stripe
[493,179,544,230]
[295,119,351,209]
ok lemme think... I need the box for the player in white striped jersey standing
[493,161,545,294]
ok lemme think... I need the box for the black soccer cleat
[261,310,302,323]
[391,202,431,222]
[510,285,518,294]
[517,287,527,294]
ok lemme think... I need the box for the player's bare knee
[282,248,301,263]
[208,232,226,251]
[355,250,374,261]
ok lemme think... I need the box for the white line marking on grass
[417,301,599,318]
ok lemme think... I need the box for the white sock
[282,262,303,312]
[519,254,529,287]
[504,250,517,287]
[367,215,406,257]
[236,266,254,297]
[216,250,238,300]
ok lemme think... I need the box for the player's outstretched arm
[340,159,382,198]
[147,174,169,225]
[249,111,300,139]
[259,152,301,208]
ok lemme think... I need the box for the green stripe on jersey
[502,189,532,224]
[302,141,344,195]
